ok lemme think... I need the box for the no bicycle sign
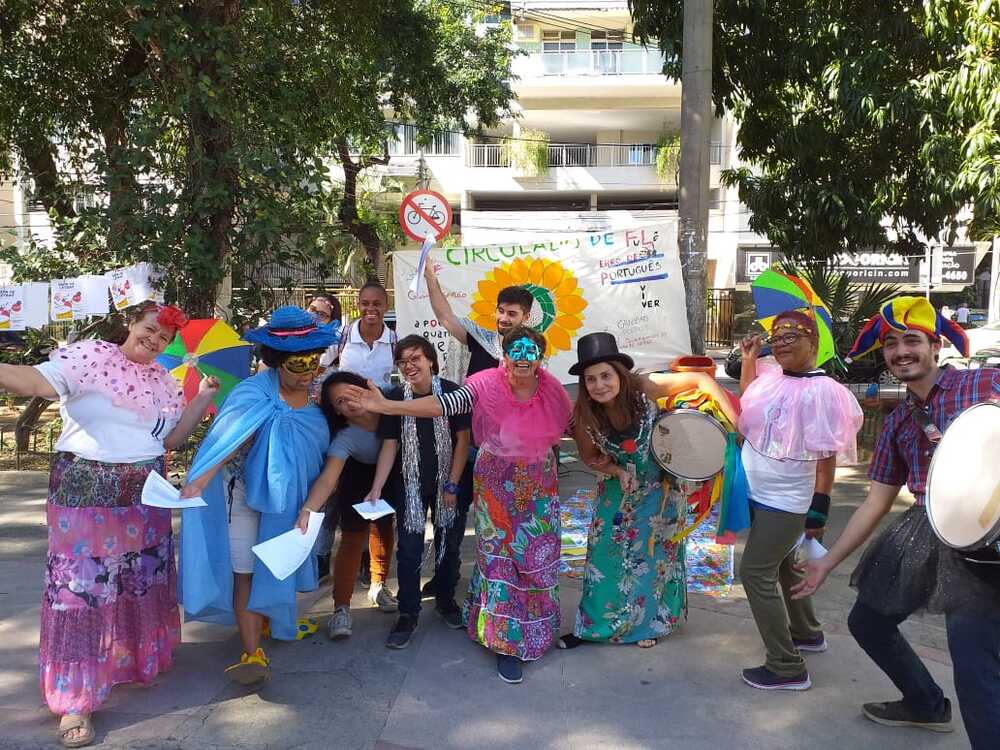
[399,189,452,242]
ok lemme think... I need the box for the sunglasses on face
[505,337,541,362]
[282,353,321,374]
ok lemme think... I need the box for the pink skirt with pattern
[39,453,180,715]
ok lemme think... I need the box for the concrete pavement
[0,451,969,749]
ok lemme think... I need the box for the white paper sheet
[407,236,436,296]
[251,511,325,581]
[140,470,207,509]
[792,533,828,561]
[352,498,395,521]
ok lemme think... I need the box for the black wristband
[806,491,830,529]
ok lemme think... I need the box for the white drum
[926,401,1000,554]
[650,408,728,481]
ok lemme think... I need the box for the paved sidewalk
[0,454,969,749]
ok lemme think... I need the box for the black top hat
[568,332,635,376]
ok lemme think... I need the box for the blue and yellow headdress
[847,296,969,361]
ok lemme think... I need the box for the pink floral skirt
[39,453,180,715]
[462,449,561,661]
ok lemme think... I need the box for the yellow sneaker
[296,617,318,640]
[224,647,271,685]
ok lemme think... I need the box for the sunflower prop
[468,257,587,355]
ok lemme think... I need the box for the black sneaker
[385,615,417,650]
[741,665,811,691]
[497,654,523,684]
[435,601,465,630]
[862,699,953,733]
[792,633,828,653]
[421,578,437,598]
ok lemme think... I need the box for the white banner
[392,223,691,383]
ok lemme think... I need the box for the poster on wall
[49,279,84,321]
[0,283,50,330]
[392,223,691,383]
[106,262,164,309]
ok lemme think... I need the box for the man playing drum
[793,296,1000,748]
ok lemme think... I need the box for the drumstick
[979,481,1000,530]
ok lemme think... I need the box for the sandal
[637,639,657,648]
[557,634,587,650]
[261,617,317,640]
[59,714,95,748]
[224,647,271,685]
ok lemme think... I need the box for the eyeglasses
[282,352,321,374]
[307,304,332,323]
[394,354,425,369]
[766,333,806,347]
[505,337,541,362]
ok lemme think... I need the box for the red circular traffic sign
[399,189,452,242]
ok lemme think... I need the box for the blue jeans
[848,600,1000,749]
[428,447,476,603]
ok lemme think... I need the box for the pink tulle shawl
[467,365,571,461]
[49,340,184,422]
[738,358,864,464]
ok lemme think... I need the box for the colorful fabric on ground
[687,506,735,596]
[48,339,184,422]
[559,488,596,578]
[738,358,864,464]
[39,454,178,715]
[463,448,562,661]
[572,400,687,643]
[179,369,329,641]
[848,295,970,361]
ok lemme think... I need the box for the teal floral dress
[573,398,687,643]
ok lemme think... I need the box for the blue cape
[179,369,330,641]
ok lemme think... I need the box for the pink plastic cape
[49,340,185,423]
[738,358,863,464]
[466,365,572,461]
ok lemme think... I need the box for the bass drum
[649,408,728,482]
[926,400,1000,564]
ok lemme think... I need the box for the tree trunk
[335,140,386,276]
[183,0,240,316]
[15,397,52,452]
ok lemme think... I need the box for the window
[483,2,511,26]
[387,124,460,156]
[542,30,575,53]
[590,31,624,51]
[72,187,99,213]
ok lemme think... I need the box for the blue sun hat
[242,305,340,352]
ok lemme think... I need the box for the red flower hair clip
[156,304,189,331]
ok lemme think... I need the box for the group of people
[1,255,997,747]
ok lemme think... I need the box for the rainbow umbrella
[157,319,252,413]
[751,269,836,366]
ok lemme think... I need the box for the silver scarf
[401,376,455,534]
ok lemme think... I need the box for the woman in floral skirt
[562,333,737,649]
[346,325,571,684]
[0,302,217,747]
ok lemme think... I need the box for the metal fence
[705,288,736,348]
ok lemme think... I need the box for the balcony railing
[465,142,722,169]
[514,48,666,77]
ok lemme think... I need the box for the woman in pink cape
[347,325,571,684]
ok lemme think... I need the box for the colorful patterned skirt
[462,448,561,661]
[39,453,180,715]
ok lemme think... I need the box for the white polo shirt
[338,321,396,387]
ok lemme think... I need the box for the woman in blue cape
[179,306,339,685]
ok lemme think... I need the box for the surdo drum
[649,408,728,481]
[925,400,1000,563]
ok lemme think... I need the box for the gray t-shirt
[327,424,380,465]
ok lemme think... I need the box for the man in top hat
[792,296,1000,748]
[418,260,536,600]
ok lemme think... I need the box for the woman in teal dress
[562,333,738,648]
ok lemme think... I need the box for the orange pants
[333,517,394,607]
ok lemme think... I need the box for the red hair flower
[156,304,189,331]
[620,438,637,454]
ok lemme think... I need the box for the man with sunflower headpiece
[791,296,1000,748]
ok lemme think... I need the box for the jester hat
[846,296,969,361]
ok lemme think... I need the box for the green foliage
[0,328,58,366]
[628,1,999,256]
[507,129,549,177]
[0,1,514,315]
[655,132,680,182]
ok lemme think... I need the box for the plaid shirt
[868,366,1000,504]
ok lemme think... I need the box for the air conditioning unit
[515,24,535,41]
